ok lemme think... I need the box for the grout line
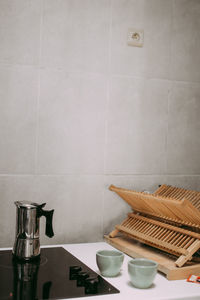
[102,0,113,239]
[165,81,173,174]
[109,74,200,86]
[108,0,113,78]
[1,60,200,87]
[0,65,199,86]
[103,0,113,174]
[165,0,174,174]
[169,0,174,80]
[170,0,174,81]
[104,174,200,177]
[34,69,41,175]
[0,174,199,177]
[0,62,38,68]
[39,0,45,68]
[34,0,44,175]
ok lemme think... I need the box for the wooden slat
[175,240,200,267]
[139,212,199,229]
[155,184,200,211]
[116,224,188,255]
[110,213,200,267]
[128,213,200,240]
[109,185,200,226]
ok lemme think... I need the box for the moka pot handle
[38,204,54,238]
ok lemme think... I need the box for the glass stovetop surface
[0,247,119,300]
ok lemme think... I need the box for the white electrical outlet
[127,28,144,47]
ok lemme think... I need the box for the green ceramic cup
[96,250,124,277]
[128,258,158,289]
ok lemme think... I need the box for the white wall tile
[37,70,107,174]
[143,0,172,79]
[0,0,41,65]
[0,0,200,248]
[164,176,200,191]
[171,0,200,82]
[36,175,104,245]
[0,65,38,173]
[41,0,110,73]
[110,0,145,76]
[105,77,169,174]
[167,82,200,174]
[0,175,104,247]
[110,0,172,78]
[0,176,37,247]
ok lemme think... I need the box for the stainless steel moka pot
[13,201,54,260]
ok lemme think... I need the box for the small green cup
[96,250,124,277]
[128,258,158,289]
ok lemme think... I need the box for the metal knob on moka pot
[13,201,54,260]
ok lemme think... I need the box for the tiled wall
[0,0,200,247]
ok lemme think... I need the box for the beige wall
[0,0,200,247]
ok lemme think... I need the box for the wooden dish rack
[105,184,200,280]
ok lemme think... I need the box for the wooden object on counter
[108,184,200,270]
[109,185,200,228]
[154,184,200,209]
[105,234,200,280]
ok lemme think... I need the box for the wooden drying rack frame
[106,184,200,280]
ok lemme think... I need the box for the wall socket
[127,28,144,47]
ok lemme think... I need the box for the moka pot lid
[14,201,44,209]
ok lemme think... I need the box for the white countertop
[58,242,200,300]
[2,242,200,300]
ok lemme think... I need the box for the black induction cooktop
[0,247,119,300]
